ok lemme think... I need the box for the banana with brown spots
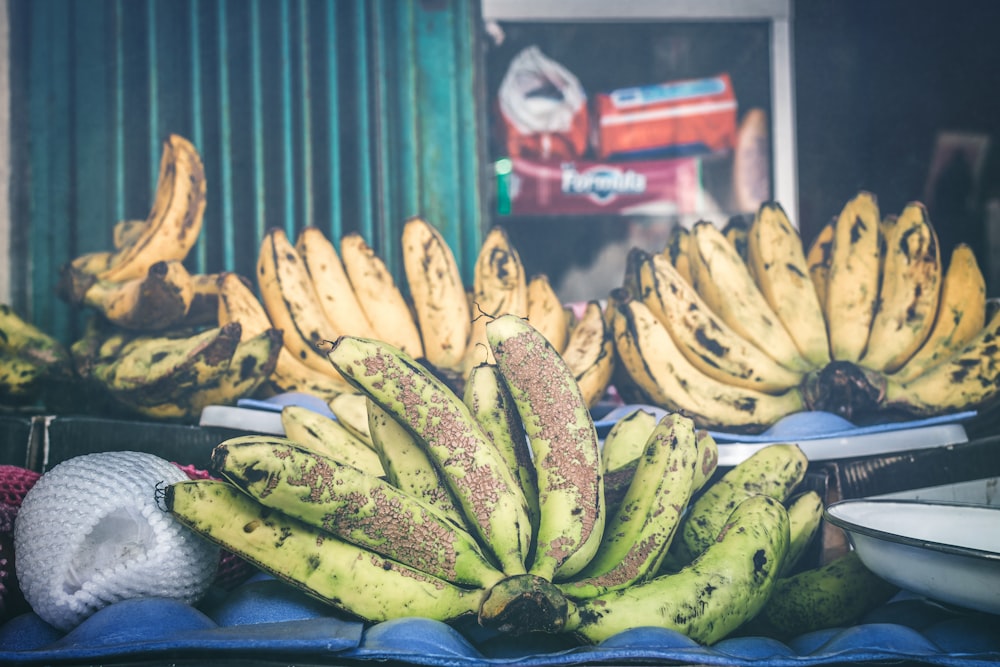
[327,334,533,576]
[166,479,484,623]
[564,494,789,645]
[486,313,605,582]
[212,435,506,589]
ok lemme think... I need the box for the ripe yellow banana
[365,398,468,527]
[526,274,570,355]
[83,259,194,330]
[861,202,942,372]
[565,494,790,645]
[57,250,116,304]
[637,249,803,393]
[559,300,615,409]
[667,443,808,568]
[182,271,226,327]
[688,220,811,372]
[328,335,532,576]
[890,243,986,383]
[663,224,694,285]
[112,219,148,250]
[401,217,472,371]
[213,436,507,589]
[464,362,540,531]
[610,290,805,433]
[806,218,835,308]
[295,226,377,339]
[884,306,1000,415]
[824,191,882,363]
[561,412,698,598]
[747,202,831,368]
[463,225,528,374]
[340,232,423,358]
[100,134,207,283]
[487,314,605,582]
[216,270,354,399]
[166,479,484,623]
[722,214,751,260]
[280,404,385,477]
[257,227,343,374]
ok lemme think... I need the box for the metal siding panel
[15,0,487,342]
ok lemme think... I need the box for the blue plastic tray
[1,575,998,666]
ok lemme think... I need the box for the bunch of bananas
[248,216,615,407]
[54,134,282,421]
[0,305,75,409]
[613,192,997,433]
[165,316,894,645]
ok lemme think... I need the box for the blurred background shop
[1,0,998,342]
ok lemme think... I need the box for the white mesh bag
[14,451,219,630]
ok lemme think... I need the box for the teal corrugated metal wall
[11,0,488,343]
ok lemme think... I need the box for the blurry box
[592,74,737,160]
[502,155,703,216]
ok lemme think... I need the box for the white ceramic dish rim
[825,498,1000,563]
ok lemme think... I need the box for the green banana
[745,550,898,640]
[328,392,375,448]
[0,303,73,371]
[280,404,385,477]
[166,479,484,623]
[486,313,605,581]
[560,413,698,599]
[601,407,659,517]
[464,362,540,531]
[0,351,47,402]
[780,490,824,577]
[565,494,790,645]
[365,398,468,528]
[693,429,720,493]
[667,443,808,568]
[327,334,532,576]
[212,435,506,589]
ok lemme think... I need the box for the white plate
[825,499,1000,615]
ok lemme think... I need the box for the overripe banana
[487,314,605,581]
[747,202,831,368]
[722,214,751,260]
[295,226,377,339]
[401,217,471,371]
[559,300,615,409]
[806,218,835,307]
[610,289,805,433]
[635,249,803,393]
[340,232,423,358]
[565,494,790,645]
[82,259,194,330]
[166,479,484,623]
[890,243,986,383]
[112,219,148,250]
[688,220,811,372]
[861,202,942,372]
[884,306,1000,415]
[327,335,532,576]
[99,134,207,283]
[663,224,694,285]
[280,404,385,477]
[561,412,698,598]
[213,436,506,588]
[824,191,882,362]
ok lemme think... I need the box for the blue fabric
[1,580,997,666]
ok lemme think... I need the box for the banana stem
[478,574,569,635]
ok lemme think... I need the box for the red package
[593,74,737,160]
[497,46,589,160]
